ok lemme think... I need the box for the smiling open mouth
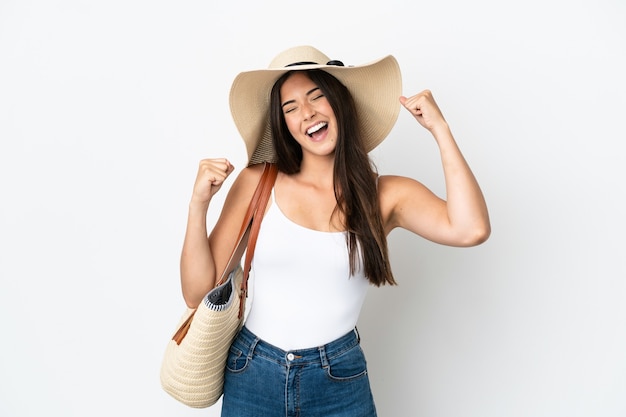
[307,122,327,137]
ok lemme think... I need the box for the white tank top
[245,190,370,350]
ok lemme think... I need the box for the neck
[297,154,335,187]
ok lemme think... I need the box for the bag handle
[238,163,277,317]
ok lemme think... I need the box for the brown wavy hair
[269,69,396,286]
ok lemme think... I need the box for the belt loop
[354,326,361,343]
[318,345,329,368]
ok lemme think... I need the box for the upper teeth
[307,122,327,135]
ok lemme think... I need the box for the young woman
[179,46,490,416]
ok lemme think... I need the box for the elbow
[463,222,491,247]
[181,285,210,309]
[183,294,202,310]
[474,226,491,246]
[181,291,199,310]
[450,217,490,247]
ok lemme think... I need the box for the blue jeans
[221,326,377,417]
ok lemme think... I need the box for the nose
[302,102,316,120]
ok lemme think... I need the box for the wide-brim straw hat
[229,45,402,165]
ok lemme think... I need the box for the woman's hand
[190,158,235,205]
[400,90,447,133]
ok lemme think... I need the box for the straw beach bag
[160,162,277,408]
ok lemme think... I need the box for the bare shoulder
[377,174,431,202]
[377,174,443,233]
[219,163,266,217]
[208,163,268,277]
[231,163,265,193]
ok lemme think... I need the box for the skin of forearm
[432,125,491,244]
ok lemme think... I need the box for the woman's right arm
[180,159,264,308]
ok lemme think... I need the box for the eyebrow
[281,87,321,108]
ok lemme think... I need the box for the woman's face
[280,72,338,160]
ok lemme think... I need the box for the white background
[1,1,625,416]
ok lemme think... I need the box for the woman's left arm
[380,90,490,246]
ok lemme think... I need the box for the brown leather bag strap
[215,162,277,287]
[239,163,278,317]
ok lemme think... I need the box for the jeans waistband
[236,325,361,366]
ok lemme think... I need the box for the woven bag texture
[160,266,244,408]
